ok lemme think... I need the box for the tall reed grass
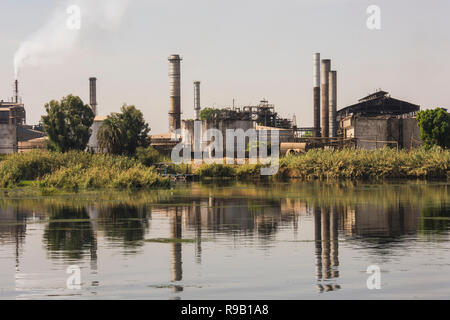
[192,147,449,180]
[278,147,449,180]
[0,151,169,190]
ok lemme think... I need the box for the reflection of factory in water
[0,193,426,293]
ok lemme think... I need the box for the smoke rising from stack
[13,0,131,79]
[321,59,331,138]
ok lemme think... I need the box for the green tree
[97,113,123,155]
[200,108,217,121]
[98,104,150,155]
[42,95,94,152]
[136,146,162,166]
[417,108,450,149]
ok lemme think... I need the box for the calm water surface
[0,181,449,299]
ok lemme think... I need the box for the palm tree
[97,114,123,154]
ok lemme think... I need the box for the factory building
[151,52,426,158]
[0,123,17,154]
[337,91,422,150]
[0,80,46,154]
[87,116,107,153]
[180,99,296,158]
[0,98,24,153]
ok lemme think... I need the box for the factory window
[0,112,9,124]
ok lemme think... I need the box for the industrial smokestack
[194,81,201,121]
[313,53,321,137]
[329,71,337,138]
[89,77,97,116]
[13,79,19,104]
[168,54,182,133]
[321,59,331,138]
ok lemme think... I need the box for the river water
[0,181,449,299]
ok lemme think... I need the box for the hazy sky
[1,0,449,134]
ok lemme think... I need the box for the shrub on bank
[0,150,169,190]
[194,163,236,178]
[136,146,163,166]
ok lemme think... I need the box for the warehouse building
[337,91,422,150]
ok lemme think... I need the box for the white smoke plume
[13,0,131,79]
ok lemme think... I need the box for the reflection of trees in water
[0,207,28,245]
[420,204,450,235]
[97,204,149,247]
[42,203,149,261]
[1,182,449,276]
[0,207,31,270]
[43,206,96,261]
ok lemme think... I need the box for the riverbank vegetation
[277,147,449,180]
[191,147,449,180]
[0,147,448,192]
[0,151,169,191]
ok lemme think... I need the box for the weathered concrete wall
[349,116,421,150]
[0,124,17,154]
[353,117,393,150]
[402,118,422,149]
[182,119,255,156]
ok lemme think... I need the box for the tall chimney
[313,53,321,137]
[194,81,201,121]
[89,77,97,116]
[321,59,331,138]
[329,71,337,138]
[13,80,19,104]
[168,55,182,133]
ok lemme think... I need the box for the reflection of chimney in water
[330,206,339,278]
[315,206,341,292]
[195,202,202,264]
[321,207,331,279]
[314,207,323,281]
[170,207,183,292]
